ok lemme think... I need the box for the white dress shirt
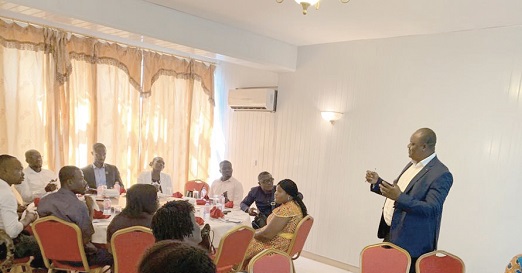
[137,171,175,195]
[383,153,437,225]
[14,167,57,204]
[0,179,24,238]
[209,176,244,209]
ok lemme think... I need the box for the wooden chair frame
[247,249,293,273]
[360,242,411,273]
[110,226,154,273]
[415,250,465,273]
[213,225,255,273]
[32,216,103,273]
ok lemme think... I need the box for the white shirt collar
[412,152,436,167]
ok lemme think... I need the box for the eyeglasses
[259,178,274,184]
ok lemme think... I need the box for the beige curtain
[0,19,215,188]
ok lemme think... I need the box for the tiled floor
[293,257,354,273]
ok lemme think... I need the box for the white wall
[220,26,522,273]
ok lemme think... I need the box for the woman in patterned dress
[506,255,522,273]
[244,179,308,260]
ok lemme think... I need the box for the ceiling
[146,0,522,46]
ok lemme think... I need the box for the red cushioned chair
[32,216,104,273]
[110,226,155,273]
[212,225,255,273]
[185,180,210,196]
[247,249,293,273]
[360,242,411,273]
[416,250,465,273]
[0,229,33,273]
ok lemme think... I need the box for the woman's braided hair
[151,200,194,241]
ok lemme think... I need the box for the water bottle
[113,182,121,195]
[203,200,211,220]
[201,187,207,199]
[103,198,112,215]
[97,185,104,198]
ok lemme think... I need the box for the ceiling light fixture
[277,0,351,15]
[321,111,343,125]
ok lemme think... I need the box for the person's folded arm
[254,215,291,241]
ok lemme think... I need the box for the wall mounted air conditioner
[228,88,278,112]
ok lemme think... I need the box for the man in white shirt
[209,160,243,209]
[14,149,58,204]
[0,154,40,261]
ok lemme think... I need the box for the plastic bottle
[201,187,207,199]
[113,182,121,195]
[103,198,112,215]
[203,200,211,220]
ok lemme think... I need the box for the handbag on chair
[199,224,216,255]
[252,213,267,229]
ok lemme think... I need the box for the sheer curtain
[0,19,215,188]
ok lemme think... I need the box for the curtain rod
[0,16,216,66]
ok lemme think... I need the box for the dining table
[91,195,252,247]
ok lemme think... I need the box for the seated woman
[244,179,307,260]
[106,184,158,243]
[151,200,202,244]
[138,240,215,273]
[137,157,174,195]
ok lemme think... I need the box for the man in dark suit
[366,128,453,273]
[81,143,123,189]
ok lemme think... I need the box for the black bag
[199,224,215,254]
[252,213,267,229]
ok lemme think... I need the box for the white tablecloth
[91,197,252,246]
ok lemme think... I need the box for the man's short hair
[258,171,271,181]
[93,143,106,151]
[58,166,81,186]
[418,128,437,149]
[0,154,16,168]
[219,160,231,168]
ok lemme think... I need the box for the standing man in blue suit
[366,128,453,273]
[82,143,123,190]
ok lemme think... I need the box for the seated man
[240,171,276,217]
[14,149,58,205]
[37,165,113,267]
[0,155,41,263]
[209,160,243,209]
[81,143,123,190]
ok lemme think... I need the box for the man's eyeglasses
[259,178,274,184]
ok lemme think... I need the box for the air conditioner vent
[228,88,277,112]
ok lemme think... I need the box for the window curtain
[0,19,215,189]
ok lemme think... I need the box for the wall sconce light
[321,111,343,124]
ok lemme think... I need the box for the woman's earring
[287,196,290,201]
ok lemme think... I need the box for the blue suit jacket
[371,156,453,258]
[81,163,123,189]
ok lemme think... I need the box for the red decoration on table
[225,201,234,208]
[196,199,207,205]
[172,192,183,198]
[210,206,224,219]
[195,216,205,225]
[33,197,41,207]
[93,210,111,219]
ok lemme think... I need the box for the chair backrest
[185,180,210,194]
[32,216,91,271]
[416,250,465,273]
[247,249,293,273]
[287,215,314,259]
[111,226,155,273]
[213,225,255,272]
[360,242,411,273]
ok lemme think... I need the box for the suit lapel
[403,157,439,194]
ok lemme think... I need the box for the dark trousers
[382,226,417,273]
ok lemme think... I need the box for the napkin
[195,216,205,225]
[93,210,111,219]
[225,201,234,208]
[210,206,224,219]
[172,192,183,198]
[203,194,210,200]
[196,199,207,205]
[33,197,41,207]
